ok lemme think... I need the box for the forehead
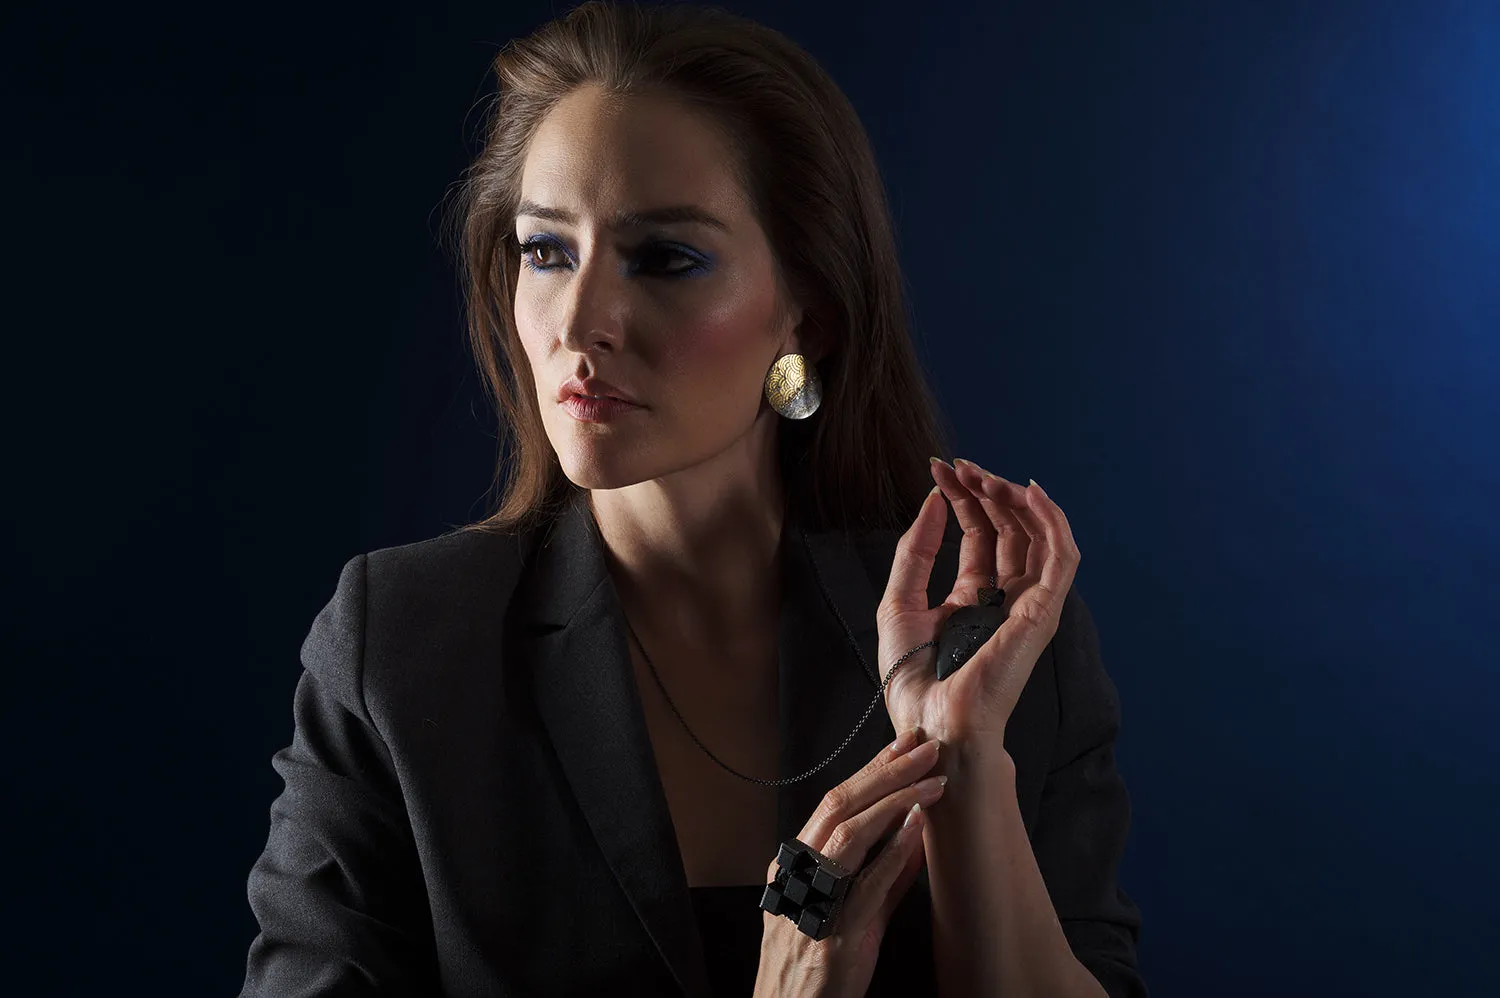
[519,84,748,231]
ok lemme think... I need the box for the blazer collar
[509,490,905,998]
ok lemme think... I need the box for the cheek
[511,274,778,411]
[512,291,551,380]
[659,304,773,389]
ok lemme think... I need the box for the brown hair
[441,0,954,537]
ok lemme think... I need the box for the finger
[954,459,1029,505]
[986,477,1032,591]
[983,475,1049,587]
[1028,481,1080,566]
[952,460,1031,595]
[881,485,948,616]
[850,725,923,784]
[842,802,927,940]
[797,737,942,852]
[767,731,934,884]
[810,771,947,875]
[929,458,996,605]
[1008,482,1081,627]
[874,806,928,930]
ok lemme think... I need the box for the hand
[875,458,1082,748]
[752,728,948,998]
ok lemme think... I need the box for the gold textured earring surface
[764,353,823,419]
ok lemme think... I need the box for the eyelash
[515,234,710,278]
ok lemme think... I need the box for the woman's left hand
[876,458,1082,749]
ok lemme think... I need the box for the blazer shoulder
[361,525,526,603]
[358,525,530,654]
[300,527,529,722]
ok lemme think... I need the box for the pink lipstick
[561,393,643,422]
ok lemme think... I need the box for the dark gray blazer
[240,491,1146,997]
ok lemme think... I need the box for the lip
[560,394,643,423]
[557,376,640,405]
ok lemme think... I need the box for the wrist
[934,732,1014,797]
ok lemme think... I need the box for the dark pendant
[934,587,1008,681]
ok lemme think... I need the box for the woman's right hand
[751,727,949,998]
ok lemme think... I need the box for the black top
[240,491,1147,997]
[689,885,764,998]
[691,881,939,998]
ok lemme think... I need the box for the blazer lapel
[509,491,916,998]
[775,513,905,848]
[511,491,712,998]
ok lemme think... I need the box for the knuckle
[1013,602,1050,628]
[823,822,855,857]
[819,786,850,818]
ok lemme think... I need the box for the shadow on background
[5,0,1495,994]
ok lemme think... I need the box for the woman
[240,2,1146,996]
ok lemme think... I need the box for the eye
[634,243,709,277]
[515,234,710,278]
[518,235,569,272]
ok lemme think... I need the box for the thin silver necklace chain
[621,522,989,788]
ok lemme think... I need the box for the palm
[875,460,1082,748]
[878,599,1005,746]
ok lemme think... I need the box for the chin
[554,444,656,491]
[547,410,753,492]
[555,434,737,493]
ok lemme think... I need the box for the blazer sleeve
[1030,584,1149,998]
[240,553,440,996]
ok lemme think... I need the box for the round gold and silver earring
[763,353,823,419]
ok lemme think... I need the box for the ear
[788,304,832,366]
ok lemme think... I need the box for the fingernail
[912,774,948,799]
[954,458,977,470]
[1029,478,1047,497]
[929,456,952,469]
[888,727,917,753]
[906,738,939,764]
[902,801,923,830]
[928,485,941,497]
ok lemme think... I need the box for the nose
[557,246,628,356]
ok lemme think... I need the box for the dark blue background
[7,1,1495,994]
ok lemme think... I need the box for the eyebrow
[514,199,730,234]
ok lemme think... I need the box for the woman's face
[513,82,805,492]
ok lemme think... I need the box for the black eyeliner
[515,232,712,277]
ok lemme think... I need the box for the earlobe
[782,295,829,364]
[794,313,830,367]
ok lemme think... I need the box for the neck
[588,418,786,648]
